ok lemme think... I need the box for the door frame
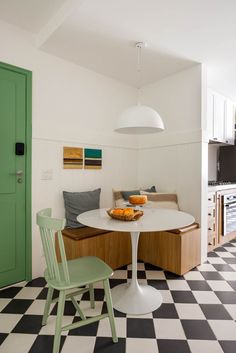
[0,61,32,281]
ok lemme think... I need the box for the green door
[0,64,31,287]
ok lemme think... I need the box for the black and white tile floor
[1,240,236,353]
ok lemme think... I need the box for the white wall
[0,21,139,277]
[0,21,138,148]
[138,143,202,220]
[0,20,208,277]
[137,65,208,261]
[138,65,202,217]
[207,66,236,102]
[208,144,219,180]
[200,66,208,263]
[139,64,202,148]
[32,139,138,276]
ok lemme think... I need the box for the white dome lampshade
[114,104,165,134]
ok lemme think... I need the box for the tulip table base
[111,281,163,315]
[111,230,163,315]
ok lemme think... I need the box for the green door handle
[9,170,24,176]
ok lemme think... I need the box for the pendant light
[114,42,165,134]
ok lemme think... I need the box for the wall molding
[33,128,208,151]
[32,135,138,150]
[137,129,203,149]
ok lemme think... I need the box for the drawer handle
[208,213,212,216]
[208,198,212,201]
[208,227,213,231]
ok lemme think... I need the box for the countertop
[208,184,236,192]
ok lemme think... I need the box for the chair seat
[45,256,113,290]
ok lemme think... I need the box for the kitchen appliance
[218,146,236,182]
[222,193,236,236]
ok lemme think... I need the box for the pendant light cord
[136,42,142,105]
[137,43,141,75]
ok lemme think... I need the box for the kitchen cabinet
[207,191,217,247]
[213,92,225,142]
[207,89,214,140]
[225,99,235,144]
[208,186,236,251]
[207,89,235,144]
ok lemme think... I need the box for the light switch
[41,169,53,180]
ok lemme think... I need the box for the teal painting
[84,148,102,169]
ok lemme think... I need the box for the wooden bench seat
[56,227,132,270]
[56,223,201,275]
[138,223,200,275]
[62,227,111,240]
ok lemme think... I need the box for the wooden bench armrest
[168,222,199,234]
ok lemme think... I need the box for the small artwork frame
[63,147,83,169]
[84,148,102,169]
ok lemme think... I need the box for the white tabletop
[77,208,195,233]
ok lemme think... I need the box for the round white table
[78,208,194,315]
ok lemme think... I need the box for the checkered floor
[1,240,236,353]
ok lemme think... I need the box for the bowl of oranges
[107,207,143,221]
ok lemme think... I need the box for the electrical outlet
[41,169,53,180]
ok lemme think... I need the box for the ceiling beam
[35,0,85,48]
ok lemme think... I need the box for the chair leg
[53,290,66,353]
[89,283,95,309]
[42,286,54,326]
[103,279,118,343]
[71,296,86,320]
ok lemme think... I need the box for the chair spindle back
[36,208,70,285]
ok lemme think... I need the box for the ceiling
[0,0,66,33]
[1,0,236,97]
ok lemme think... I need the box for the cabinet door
[225,99,235,144]
[207,193,217,248]
[207,89,214,140]
[213,92,225,142]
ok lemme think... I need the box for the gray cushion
[63,188,101,228]
[121,189,140,200]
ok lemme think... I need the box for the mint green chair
[36,208,117,353]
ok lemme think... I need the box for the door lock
[15,142,25,155]
[10,170,24,183]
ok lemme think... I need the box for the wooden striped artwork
[84,148,102,169]
[63,147,83,169]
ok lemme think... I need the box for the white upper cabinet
[213,92,225,142]
[207,89,235,144]
[225,99,235,144]
[207,89,214,140]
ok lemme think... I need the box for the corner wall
[208,145,219,180]
[137,65,207,261]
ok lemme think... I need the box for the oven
[222,193,236,236]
